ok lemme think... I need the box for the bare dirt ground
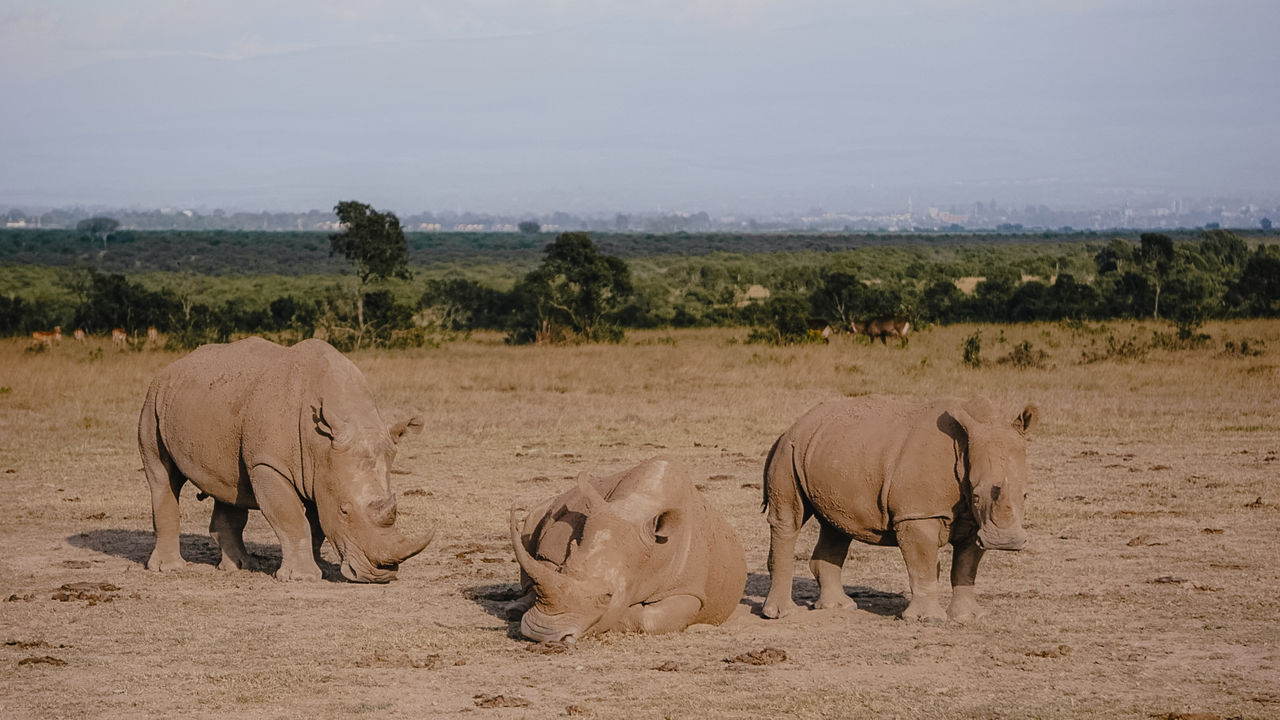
[1,321,1278,719]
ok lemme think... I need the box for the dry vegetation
[1,321,1278,719]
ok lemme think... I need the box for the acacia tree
[329,201,412,348]
[77,216,120,249]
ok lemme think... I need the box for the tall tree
[1138,233,1175,320]
[330,201,412,348]
[508,232,631,344]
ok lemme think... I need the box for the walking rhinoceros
[762,396,1037,622]
[138,337,435,583]
[510,457,746,643]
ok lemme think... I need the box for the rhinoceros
[762,396,1037,622]
[138,337,435,583]
[510,458,747,643]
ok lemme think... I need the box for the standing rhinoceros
[138,337,435,583]
[762,396,1038,622]
[510,458,747,643]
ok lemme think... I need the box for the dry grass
[1,321,1278,719]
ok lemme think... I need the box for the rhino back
[151,338,309,504]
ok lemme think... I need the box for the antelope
[112,328,127,348]
[73,328,86,343]
[147,326,159,344]
[32,326,62,347]
[853,316,911,345]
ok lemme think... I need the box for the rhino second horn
[578,473,607,513]
[510,508,570,595]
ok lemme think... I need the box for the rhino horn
[577,472,607,513]
[366,523,436,566]
[510,507,569,595]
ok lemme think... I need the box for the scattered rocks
[725,647,787,666]
[741,482,762,490]
[1026,644,1071,658]
[565,704,591,716]
[653,661,679,672]
[52,582,120,605]
[354,651,443,669]
[1151,576,1187,585]
[83,512,107,520]
[5,593,35,603]
[402,488,428,496]
[526,641,570,655]
[1244,497,1269,509]
[474,694,531,708]
[18,656,67,667]
[1201,528,1224,535]
[1151,713,1239,720]
[60,560,92,569]
[1126,536,1164,547]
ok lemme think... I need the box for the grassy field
[1,321,1277,719]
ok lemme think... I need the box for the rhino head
[949,403,1038,551]
[512,461,694,643]
[311,405,435,583]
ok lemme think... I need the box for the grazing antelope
[146,326,159,345]
[853,316,911,345]
[73,328,86,343]
[112,328,127,348]
[32,326,62,347]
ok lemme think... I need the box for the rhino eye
[990,486,1003,502]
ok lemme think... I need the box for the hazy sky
[2,0,1277,215]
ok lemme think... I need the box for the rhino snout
[976,527,1027,551]
[520,606,583,644]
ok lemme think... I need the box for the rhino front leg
[810,523,855,610]
[209,501,251,571]
[896,518,947,623]
[620,595,703,634]
[305,503,326,568]
[948,535,986,622]
[248,464,322,582]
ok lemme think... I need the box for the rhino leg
[210,501,251,571]
[896,518,947,623]
[810,524,855,611]
[620,595,703,634]
[142,423,187,572]
[248,464,322,582]
[762,440,809,619]
[305,503,326,567]
[948,536,986,622]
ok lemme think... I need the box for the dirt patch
[51,582,119,604]
[654,660,680,672]
[18,656,67,667]
[1027,644,1072,658]
[354,651,444,669]
[725,647,787,666]
[526,642,570,655]
[474,694,531,708]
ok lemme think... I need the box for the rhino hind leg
[896,518,948,623]
[210,501,252,571]
[762,440,811,620]
[620,595,703,634]
[142,421,187,572]
[248,464,322,582]
[810,524,855,611]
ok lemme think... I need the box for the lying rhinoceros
[138,337,435,582]
[762,396,1037,622]
[510,457,747,643]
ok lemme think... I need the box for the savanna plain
[1,321,1277,719]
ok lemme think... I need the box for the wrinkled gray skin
[762,396,1037,622]
[138,337,434,583]
[510,458,747,643]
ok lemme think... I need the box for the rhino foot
[217,555,257,572]
[146,553,187,572]
[274,564,322,582]
[812,595,856,612]
[761,598,802,619]
[901,600,946,624]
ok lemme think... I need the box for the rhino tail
[761,435,799,513]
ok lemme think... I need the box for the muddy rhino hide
[509,457,747,643]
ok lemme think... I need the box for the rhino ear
[312,403,352,449]
[1013,404,1038,434]
[389,415,424,444]
[652,510,681,544]
[313,404,337,440]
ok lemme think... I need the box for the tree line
[2,203,1278,348]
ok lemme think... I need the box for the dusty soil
[1,322,1278,719]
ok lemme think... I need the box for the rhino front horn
[510,508,569,594]
[373,524,436,566]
